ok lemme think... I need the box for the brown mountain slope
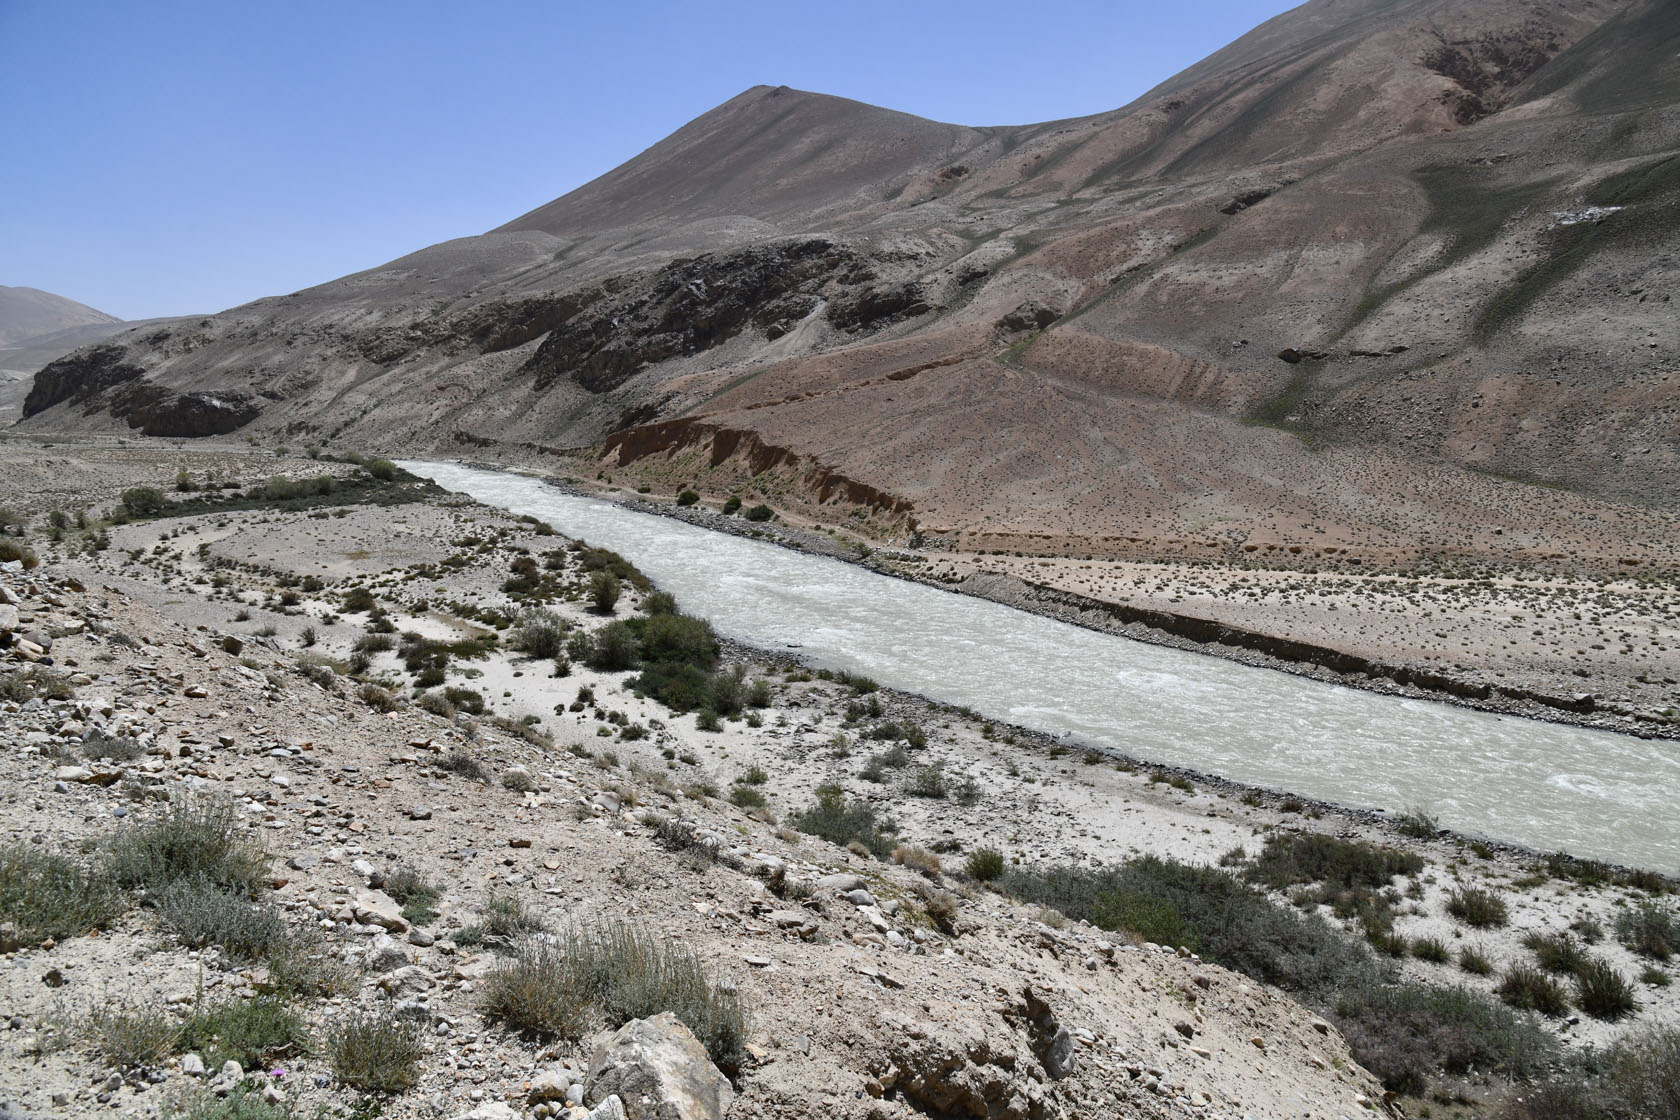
[18,0,1680,575]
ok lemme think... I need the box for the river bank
[475,462,1679,744]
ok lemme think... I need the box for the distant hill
[0,287,132,425]
[0,286,121,348]
[18,0,1680,575]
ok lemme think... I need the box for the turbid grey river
[403,461,1679,873]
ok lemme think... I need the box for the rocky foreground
[0,567,1384,1120]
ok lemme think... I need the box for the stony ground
[0,445,1676,1120]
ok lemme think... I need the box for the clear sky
[1,1,1299,321]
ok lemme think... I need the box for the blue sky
[1,1,1297,321]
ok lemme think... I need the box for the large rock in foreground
[586,1013,733,1120]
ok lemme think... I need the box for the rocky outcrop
[523,240,865,394]
[22,344,145,417]
[108,381,260,437]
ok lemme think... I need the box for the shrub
[1574,957,1637,1020]
[362,458,398,481]
[1461,944,1493,977]
[790,784,897,859]
[384,867,440,926]
[1395,808,1440,838]
[721,496,742,515]
[1412,937,1452,963]
[676,489,700,506]
[511,607,568,659]
[483,922,746,1073]
[417,690,455,717]
[1616,902,1677,960]
[904,764,947,799]
[1091,891,1199,949]
[965,848,1006,882]
[439,750,489,781]
[893,844,942,879]
[0,843,126,941]
[999,857,1380,1000]
[1525,931,1587,974]
[1332,982,1557,1095]
[87,1003,179,1069]
[342,586,376,613]
[443,686,485,714]
[567,922,746,1072]
[1447,886,1509,928]
[589,570,622,613]
[357,682,399,712]
[120,486,168,516]
[728,784,767,809]
[177,996,309,1070]
[0,665,74,702]
[155,876,287,961]
[1603,1024,1680,1118]
[1497,963,1571,1016]
[501,769,538,794]
[743,504,773,522]
[640,590,678,615]
[327,1007,422,1092]
[479,893,545,946]
[176,1087,294,1120]
[103,795,269,896]
[0,539,37,568]
[1247,833,1424,891]
[587,621,641,672]
[479,936,594,1039]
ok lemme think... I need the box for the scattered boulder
[586,1012,734,1120]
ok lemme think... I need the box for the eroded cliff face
[17,0,1680,571]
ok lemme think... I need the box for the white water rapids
[403,461,1679,873]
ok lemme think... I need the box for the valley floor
[0,439,1676,1120]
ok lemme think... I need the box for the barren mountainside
[19,0,1680,574]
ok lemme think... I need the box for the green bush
[721,496,742,515]
[1459,945,1494,975]
[1447,886,1509,928]
[0,844,126,941]
[589,570,622,613]
[87,1003,178,1069]
[384,867,440,926]
[1246,832,1423,891]
[1332,982,1557,1096]
[728,784,767,809]
[1616,902,1677,960]
[482,922,746,1072]
[1002,857,1382,999]
[0,539,37,568]
[904,763,947,799]
[1574,957,1637,1020]
[1497,963,1571,1016]
[177,1087,294,1120]
[363,458,398,481]
[791,784,897,859]
[587,621,642,672]
[640,590,678,615]
[155,876,288,961]
[120,486,168,516]
[743,504,773,522]
[479,936,594,1039]
[326,1007,422,1092]
[510,607,568,659]
[1412,936,1452,963]
[1525,931,1587,974]
[1090,891,1198,949]
[177,996,309,1070]
[676,490,700,507]
[965,848,1006,882]
[103,795,269,897]
[439,750,489,781]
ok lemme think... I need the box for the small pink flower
[270,1068,287,1078]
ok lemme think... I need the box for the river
[402,460,1679,873]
